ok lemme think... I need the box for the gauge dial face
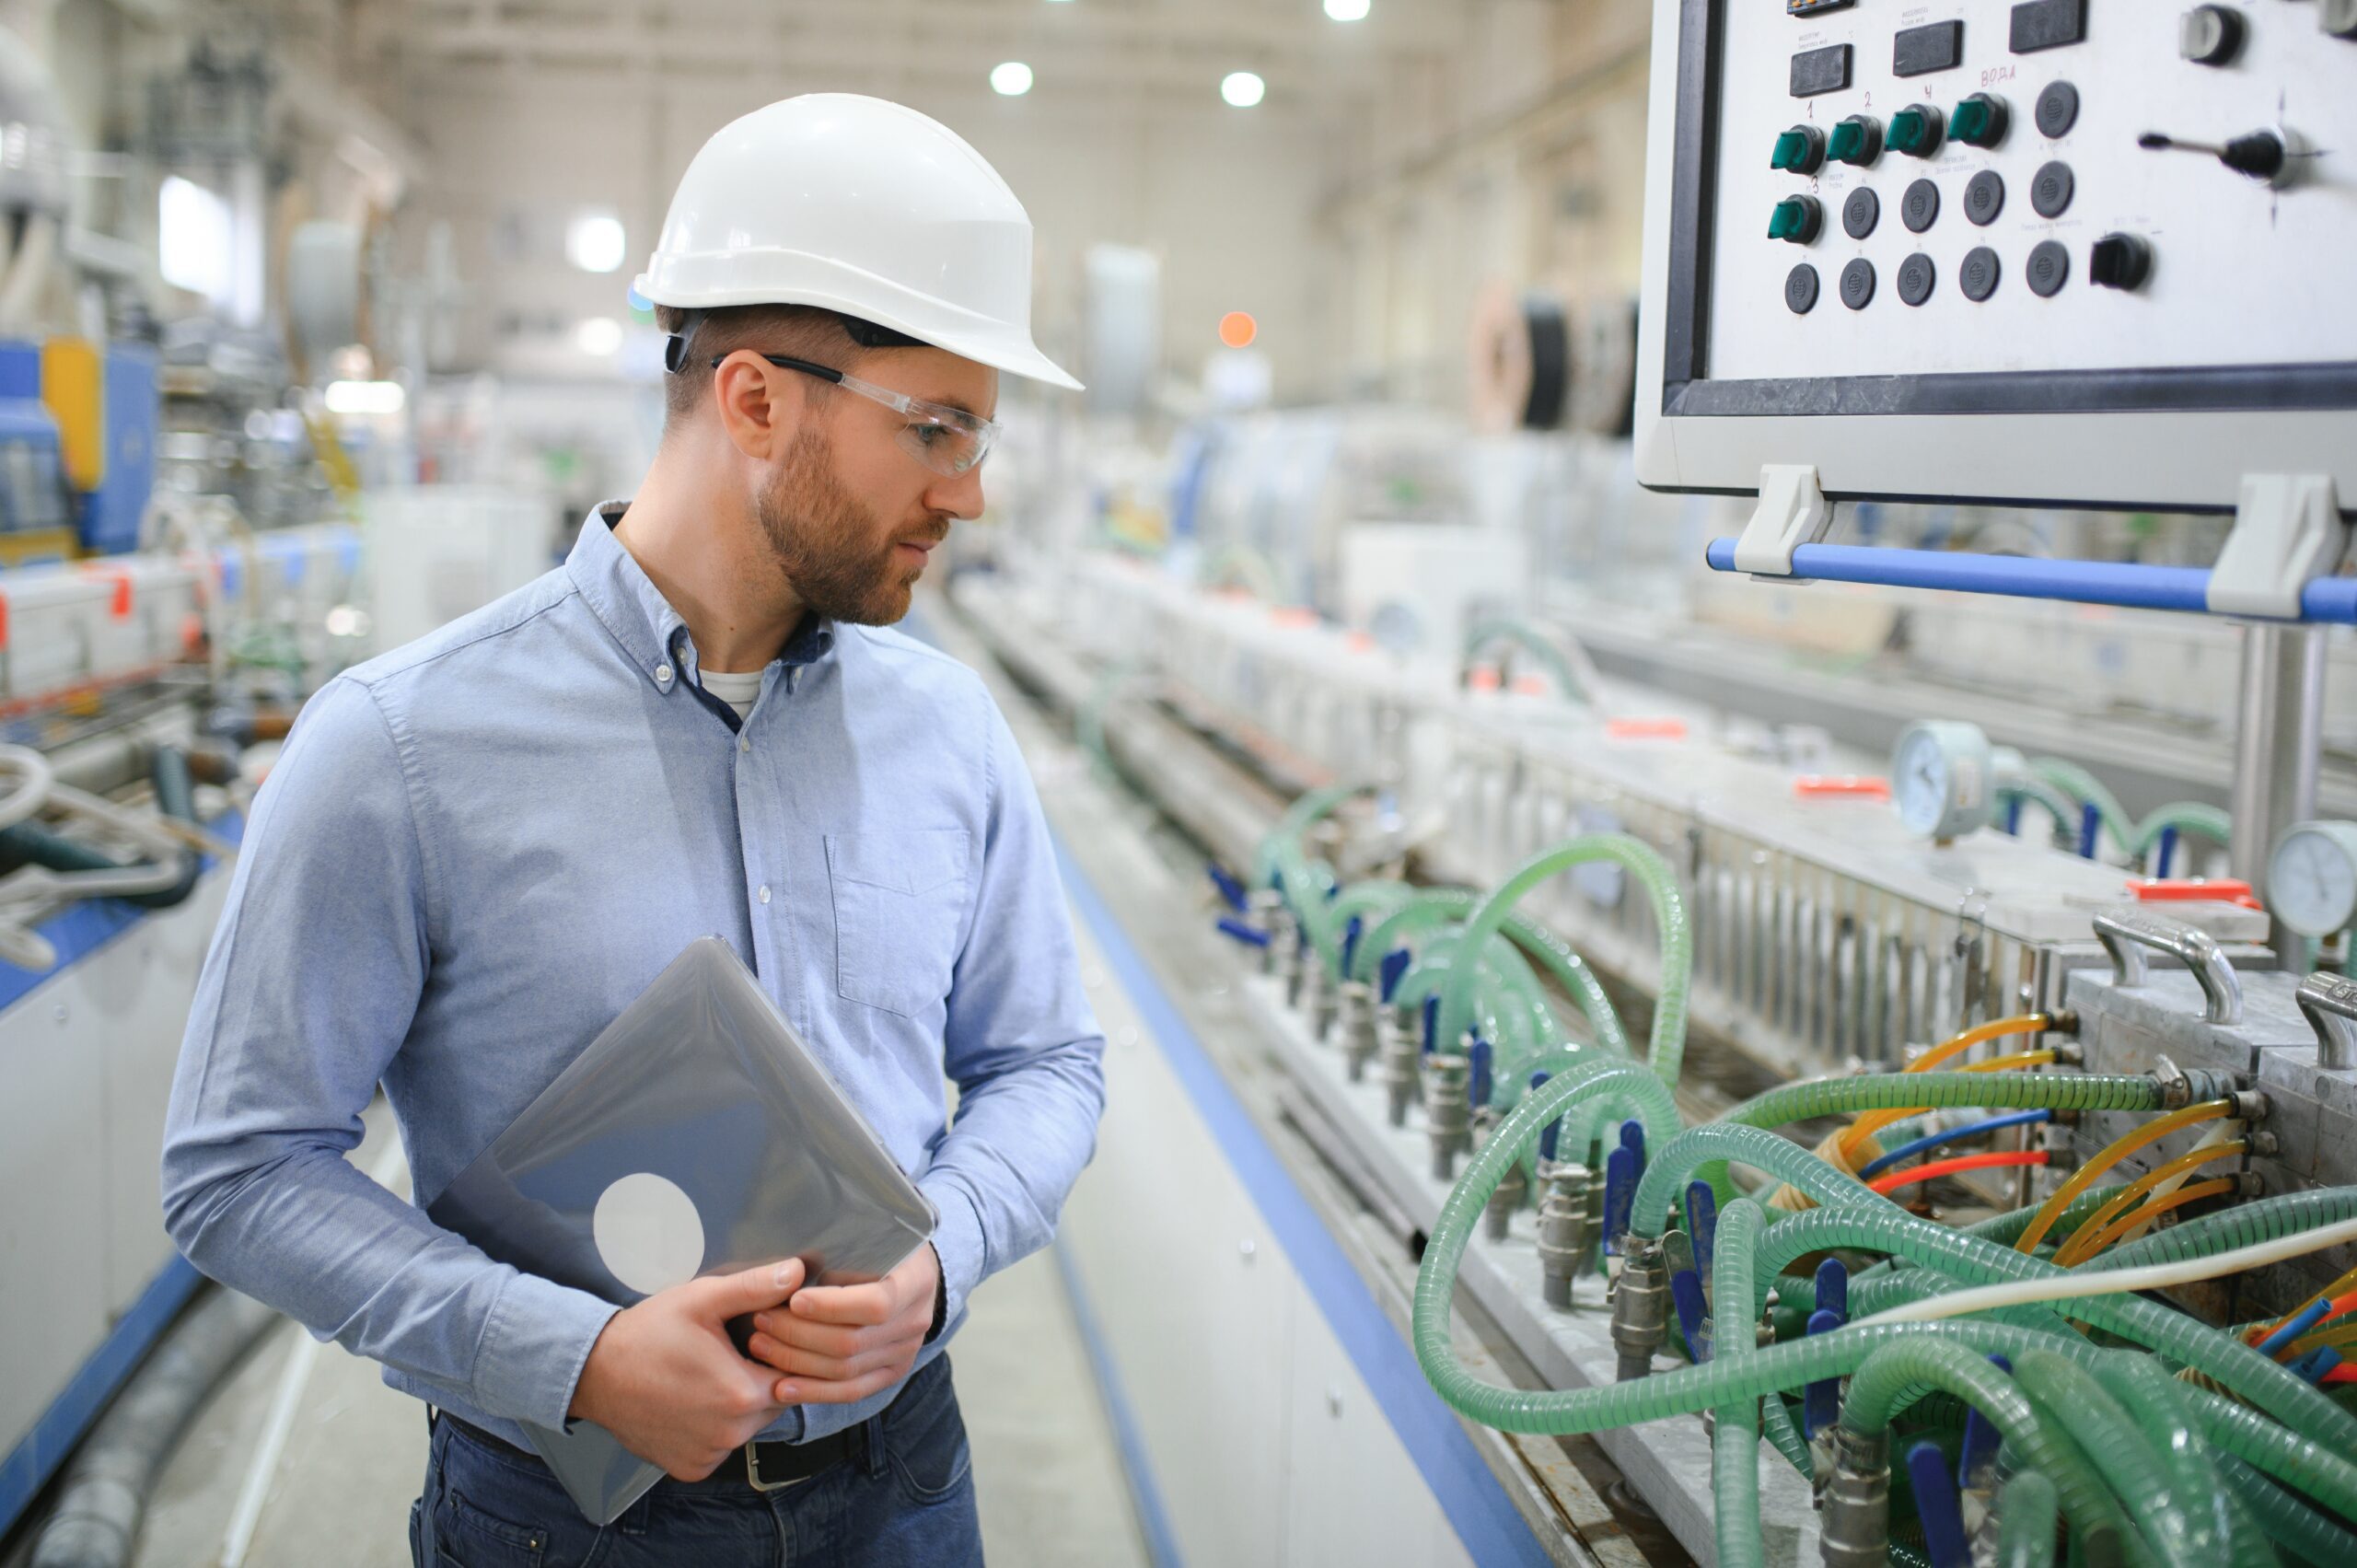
[2268,821,2357,939]
[1892,721,1992,839]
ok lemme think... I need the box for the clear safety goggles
[716,352,1000,478]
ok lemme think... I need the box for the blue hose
[1859,1111,2054,1180]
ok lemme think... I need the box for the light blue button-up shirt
[161,505,1105,1447]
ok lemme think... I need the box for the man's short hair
[655,304,923,426]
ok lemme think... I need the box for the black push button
[1897,253,1937,306]
[2089,232,2152,290]
[1894,20,1966,76]
[2011,0,2087,52]
[1842,186,1880,239]
[1791,43,1853,97]
[2034,80,2079,137]
[1965,169,2005,225]
[1786,263,1822,314]
[2027,239,2071,296]
[1840,258,1876,309]
[1960,247,2002,301]
[2031,160,2073,217]
[1901,178,1941,233]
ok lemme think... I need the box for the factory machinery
[941,3,2357,1565]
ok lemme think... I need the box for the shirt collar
[564,501,835,693]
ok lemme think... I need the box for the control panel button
[1791,43,1853,97]
[1840,258,1877,309]
[1901,178,1941,233]
[1787,0,1856,14]
[1951,94,2010,149]
[1768,194,1825,244]
[1828,115,1882,168]
[1772,123,1828,174]
[1897,253,1937,307]
[2180,5,2247,64]
[1960,247,2002,301]
[1964,169,2005,226]
[1888,104,1945,158]
[2027,239,2071,296]
[2034,80,2079,138]
[2030,159,2074,217]
[1785,263,1822,314]
[1842,186,1881,239]
[1894,19,1966,77]
[2010,0,2087,53]
[2089,232,2154,290]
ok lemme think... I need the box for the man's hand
[568,1258,805,1480]
[747,1244,940,1406]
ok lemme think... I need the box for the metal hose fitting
[1247,891,1285,979]
[1299,953,1334,1040]
[1482,1120,1527,1242]
[1381,1011,1422,1128]
[1609,1238,1668,1380]
[1337,981,1378,1083]
[1424,1053,1473,1182]
[1535,1161,1594,1308]
[1818,1426,1891,1568]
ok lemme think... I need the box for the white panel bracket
[2208,473,2349,620]
[1733,464,1834,578]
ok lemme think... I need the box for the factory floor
[122,1076,1149,1568]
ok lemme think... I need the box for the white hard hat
[634,93,1081,391]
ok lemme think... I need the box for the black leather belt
[440,1412,866,1493]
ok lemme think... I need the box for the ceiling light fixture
[1325,0,1371,19]
[991,60,1035,96]
[1221,71,1266,109]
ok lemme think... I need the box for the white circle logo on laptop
[592,1171,706,1295]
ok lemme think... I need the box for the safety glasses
[715,352,1000,478]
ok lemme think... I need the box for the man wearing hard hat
[162,95,1104,1565]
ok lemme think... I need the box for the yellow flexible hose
[2014,1098,2236,1255]
[2250,1262,2357,1342]
[2053,1140,2249,1267]
[1838,1050,2061,1167]
[1835,1013,2054,1164]
[2070,1178,2239,1260]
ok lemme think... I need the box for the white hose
[1857,1214,2357,1326]
[0,210,57,331]
[0,742,53,830]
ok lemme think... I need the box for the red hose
[1868,1149,2049,1195]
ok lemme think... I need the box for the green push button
[1828,116,1879,166]
[1888,104,1944,157]
[1767,194,1823,243]
[1771,123,1826,174]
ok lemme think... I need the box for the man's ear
[712,351,807,461]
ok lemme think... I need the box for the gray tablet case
[427,936,936,1524]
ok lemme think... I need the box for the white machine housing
[1632,0,2357,510]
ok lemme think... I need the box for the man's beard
[752,427,943,626]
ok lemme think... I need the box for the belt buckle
[743,1441,807,1493]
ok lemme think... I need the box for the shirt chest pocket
[826,828,972,1017]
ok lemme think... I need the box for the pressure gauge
[2267,820,2357,939]
[1892,720,1994,841]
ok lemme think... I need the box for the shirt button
[655,664,672,684]
[739,735,751,753]
[757,885,772,904]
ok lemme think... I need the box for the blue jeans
[410,1356,982,1568]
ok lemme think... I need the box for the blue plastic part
[2154,823,2179,879]
[1815,1257,1849,1323]
[1686,1180,1718,1291]
[1341,915,1364,978]
[1700,538,2357,625]
[1957,1353,2014,1490]
[1207,863,1248,912]
[1379,948,1411,1004]
[2288,1346,2344,1385]
[1620,1119,1645,1162]
[1215,916,1272,949]
[1603,1146,1638,1255]
[2077,802,2101,860]
[1530,1072,1563,1164]
[1469,1037,1493,1109]
[1910,1441,1972,1568]
[2256,1296,2335,1357]
[1804,1309,1843,1436]
[1856,1109,2053,1179]
[1422,995,1440,1055]
[2004,796,2024,837]
[1671,1270,1712,1363]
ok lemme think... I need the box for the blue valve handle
[1603,1145,1639,1255]
[1671,1270,1712,1363]
[2004,796,2024,837]
[1957,1353,2011,1490]
[1804,1309,1843,1436]
[1379,947,1411,1003]
[1531,1072,1562,1163]
[1421,995,1440,1055]
[1340,914,1364,978]
[2256,1295,2334,1357]
[1620,1119,1645,1161]
[1206,863,1248,913]
[2154,823,2179,879]
[1686,1180,1719,1292]
[1815,1257,1849,1323]
[1469,1037,1493,1108]
[2077,801,2101,860]
[1215,917,1272,949]
[1910,1441,1972,1568]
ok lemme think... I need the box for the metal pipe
[2228,625,2327,944]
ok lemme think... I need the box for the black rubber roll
[1518,294,1571,430]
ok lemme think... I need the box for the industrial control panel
[1633,0,2357,510]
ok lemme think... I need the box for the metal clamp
[2093,909,2243,1026]
[2297,971,2357,1071]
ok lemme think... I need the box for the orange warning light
[1218,311,1259,348]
